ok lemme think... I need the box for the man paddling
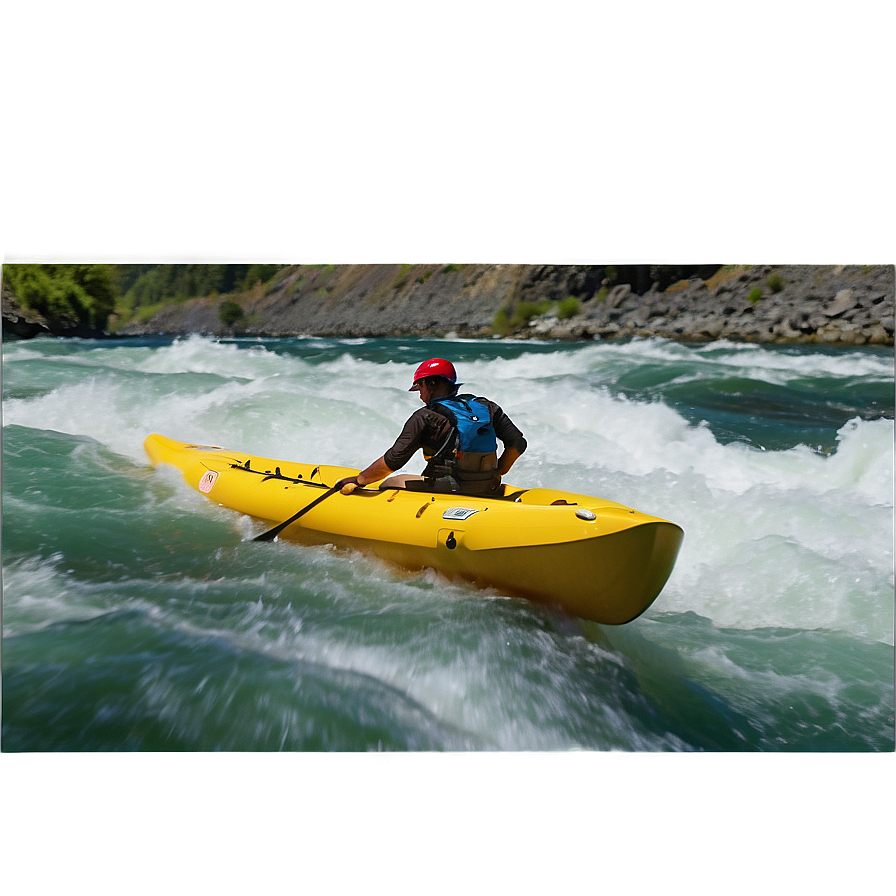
[335,358,527,496]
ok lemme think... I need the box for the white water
[4,335,894,647]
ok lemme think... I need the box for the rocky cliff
[6,263,894,346]
[1,281,109,340]
[1,289,53,339]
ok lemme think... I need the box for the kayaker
[335,358,527,496]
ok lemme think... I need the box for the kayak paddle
[253,481,357,542]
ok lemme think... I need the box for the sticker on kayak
[442,507,480,521]
[199,470,219,493]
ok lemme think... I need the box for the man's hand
[496,446,522,477]
[334,475,361,493]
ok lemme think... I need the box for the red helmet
[409,358,458,391]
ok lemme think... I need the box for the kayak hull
[144,434,684,625]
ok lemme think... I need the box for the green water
[2,335,893,751]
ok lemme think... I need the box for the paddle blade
[253,485,340,542]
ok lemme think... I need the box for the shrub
[136,301,165,323]
[492,300,553,335]
[705,264,751,291]
[767,272,785,293]
[748,287,763,304]
[242,264,285,290]
[393,264,411,291]
[219,299,244,326]
[4,263,117,330]
[491,307,511,335]
[517,301,549,325]
[557,296,581,319]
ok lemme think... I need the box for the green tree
[113,263,155,295]
[121,264,287,311]
[219,299,244,327]
[242,264,283,290]
[3,263,117,330]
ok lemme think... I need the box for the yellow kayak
[144,433,684,624]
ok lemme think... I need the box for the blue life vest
[422,395,499,493]
[429,395,497,455]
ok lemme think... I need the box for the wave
[4,335,893,645]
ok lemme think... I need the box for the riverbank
[1,287,109,340]
[115,263,894,346]
[537,264,895,346]
[4,264,894,346]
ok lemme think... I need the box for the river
[2,334,893,752]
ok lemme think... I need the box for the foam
[1,554,107,637]
[5,335,892,642]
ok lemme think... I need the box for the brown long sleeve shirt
[383,397,527,472]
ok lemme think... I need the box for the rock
[823,289,858,318]
[819,327,843,344]
[839,327,866,345]
[3,309,51,340]
[84,263,895,347]
[674,311,695,327]
[2,292,52,340]
[622,310,648,328]
[550,321,583,339]
[604,284,632,309]
[699,320,723,339]
[775,320,802,340]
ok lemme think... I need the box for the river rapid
[2,334,893,753]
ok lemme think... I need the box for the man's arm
[335,410,427,490]
[490,402,527,476]
[496,445,522,477]
[355,456,395,487]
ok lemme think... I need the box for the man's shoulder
[471,395,500,413]
[450,393,497,407]
[405,405,445,427]
[401,406,429,426]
